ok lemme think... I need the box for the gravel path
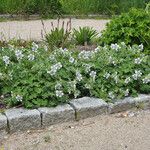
[0,19,109,41]
[1,110,150,150]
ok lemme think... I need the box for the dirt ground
[0,110,150,150]
[0,19,109,41]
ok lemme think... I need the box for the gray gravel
[1,110,150,150]
[0,19,109,41]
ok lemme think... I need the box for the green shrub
[0,43,149,108]
[37,0,63,17]
[60,0,147,15]
[43,19,71,51]
[100,8,150,52]
[0,39,34,48]
[0,0,62,16]
[0,0,147,16]
[73,27,98,46]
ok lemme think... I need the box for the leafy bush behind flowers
[0,42,149,108]
[100,8,150,53]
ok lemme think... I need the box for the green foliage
[0,43,149,108]
[0,0,62,16]
[100,8,150,52]
[0,39,34,48]
[36,0,63,17]
[73,27,98,46]
[43,19,71,51]
[0,0,148,16]
[60,0,147,15]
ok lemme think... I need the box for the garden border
[0,94,150,138]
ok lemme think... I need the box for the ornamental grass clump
[42,18,71,51]
[73,27,98,46]
[0,42,149,108]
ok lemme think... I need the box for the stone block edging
[109,94,150,114]
[0,94,150,138]
[38,104,75,127]
[69,97,108,120]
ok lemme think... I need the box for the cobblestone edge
[0,94,149,138]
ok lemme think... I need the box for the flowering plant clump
[0,43,149,108]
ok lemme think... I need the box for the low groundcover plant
[0,42,149,108]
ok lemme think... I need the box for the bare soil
[0,19,109,41]
[1,110,150,150]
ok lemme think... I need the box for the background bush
[100,8,150,53]
[0,0,149,16]
[0,0,62,16]
[60,0,148,15]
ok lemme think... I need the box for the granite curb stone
[109,94,150,113]
[69,97,108,120]
[5,108,41,133]
[134,94,150,109]
[38,104,75,127]
[0,94,150,137]
[0,114,7,138]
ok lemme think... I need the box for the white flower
[112,72,118,84]
[28,54,35,61]
[124,89,129,97]
[55,90,64,97]
[16,95,23,102]
[63,48,67,51]
[109,57,117,66]
[69,81,76,89]
[15,50,24,60]
[83,64,91,73]
[55,83,62,90]
[51,62,62,70]
[108,92,115,99]
[112,60,116,66]
[134,58,142,64]
[132,70,142,80]
[48,62,62,76]
[98,33,102,37]
[125,77,131,84]
[108,56,113,62]
[78,51,93,60]
[74,90,80,98]
[47,70,56,76]
[85,83,91,89]
[3,56,10,66]
[49,55,56,61]
[56,62,62,69]
[139,44,144,51]
[90,71,96,80]
[104,72,110,79]
[142,75,150,84]
[59,47,70,55]
[69,57,75,63]
[113,75,118,83]
[9,72,13,80]
[32,42,39,51]
[44,45,48,51]
[76,71,82,81]
[110,43,120,51]
[94,46,100,52]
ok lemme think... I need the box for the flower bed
[0,43,149,108]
